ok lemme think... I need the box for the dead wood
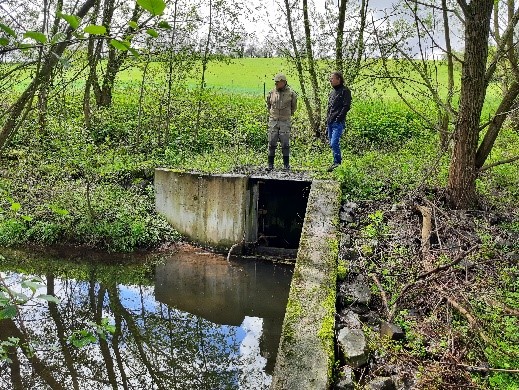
[415,204,433,271]
[437,290,492,345]
[370,273,390,318]
[388,245,478,320]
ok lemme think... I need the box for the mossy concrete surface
[271,180,341,390]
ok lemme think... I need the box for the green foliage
[69,318,116,348]
[0,337,19,363]
[361,210,390,239]
[347,100,427,151]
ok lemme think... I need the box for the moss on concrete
[271,180,341,390]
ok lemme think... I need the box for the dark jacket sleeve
[327,86,352,124]
[335,87,351,123]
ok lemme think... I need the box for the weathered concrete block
[271,180,341,390]
[154,169,250,249]
[337,328,369,368]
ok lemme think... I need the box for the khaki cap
[273,73,287,82]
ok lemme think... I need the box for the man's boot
[283,156,290,171]
[267,156,274,171]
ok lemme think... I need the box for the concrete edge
[271,180,341,390]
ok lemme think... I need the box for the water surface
[0,244,293,389]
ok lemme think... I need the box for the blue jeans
[327,122,344,164]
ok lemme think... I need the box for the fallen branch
[389,245,479,320]
[484,298,519,317]
[438,290,492,345]
[452,363,519,374]
[370,273,391,318]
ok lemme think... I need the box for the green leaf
[84,25,107,35]
[10,202,20,212]
[137,0,166,16]
[50,32,67,44]
[0,291,9,306]
[128,21,138,29]
[18,43,32,51]
[23,31,47,44]
[0,23,16,38]
[36,294,60,304]
[21,215,33,222]
[21,280,44,292]
[58,56,71,69]
[110,39,130,51]
[13,292,29,303]
[69,330,97,348]
[57,12,81,29]
[158,20,171,29]
[128,47,141,59]
[0,305,17,319]
[146,28,158,38]
[49,205,69,216]
[0,37,9,46]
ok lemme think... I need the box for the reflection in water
[0,245,293,389]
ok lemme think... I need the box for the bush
[347,100,427,150]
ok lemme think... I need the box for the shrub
[347,100,427,150]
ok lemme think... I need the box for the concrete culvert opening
[251,177,311,257]
[154,170,312,258]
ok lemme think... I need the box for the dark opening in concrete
[251,178,311,252]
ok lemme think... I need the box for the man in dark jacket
[326,71,351,172]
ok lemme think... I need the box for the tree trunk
[196,0,213,135]
[447,0,494,209]
[0,0,96,151]
[302,0,321,137]
[284,0,315,134]
[335,0,347,74]
[475,80,519,168]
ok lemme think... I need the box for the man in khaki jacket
[266,73,297,171]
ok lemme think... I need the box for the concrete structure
[155,168,311,251]
[154,169,340,388]
[155,169,253,249]
[271,180,341,390]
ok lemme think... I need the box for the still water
[0,244,293,389]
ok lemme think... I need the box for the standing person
[326,71,352,172]
[266,73,297,171]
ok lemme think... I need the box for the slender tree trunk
[46,274,80,390]
[163,0,179,147]
[0,319,66,389]
[83,0,102,128]
[439,0,455,150]
[302,0,321,137]
[447,0,494,209]
[335,0,347,74]
[135,56,150,150]
[196,0,213,135]
[0,0,96,151]
[476,80,519,168]
[284,0,315,133]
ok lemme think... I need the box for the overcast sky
[244,0,463,58]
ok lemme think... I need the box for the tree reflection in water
[0,246,293,390]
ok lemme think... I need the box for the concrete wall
[271,180,341,390]
[154,169,252,249]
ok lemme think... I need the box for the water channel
[0,244,293,390]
